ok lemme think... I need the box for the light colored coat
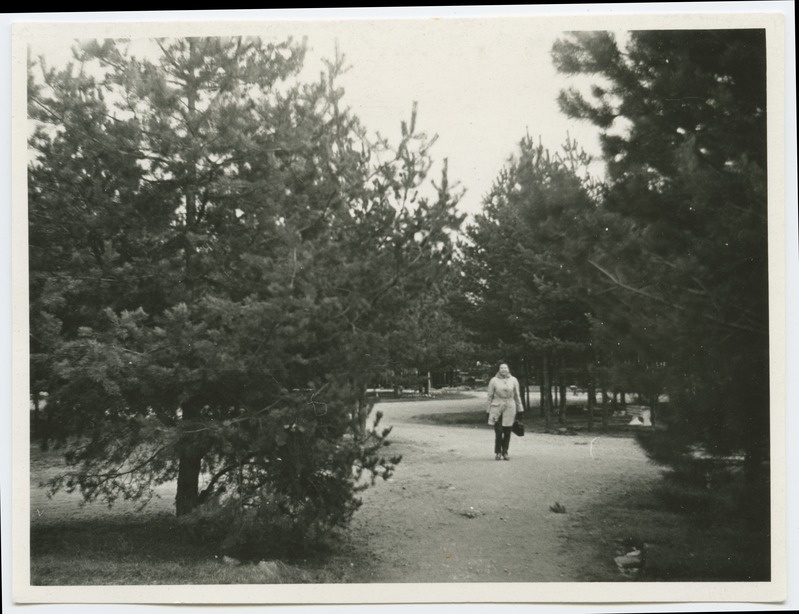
[487,374,523,427]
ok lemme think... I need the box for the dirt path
[343,392,662,583]
[29,393,664,584]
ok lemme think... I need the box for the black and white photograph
[4,4,795,609]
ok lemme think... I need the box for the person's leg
[494,420,503,457]
[502,427,512,458]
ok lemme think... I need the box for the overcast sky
[25,14,612,218]
[295,18,608,216]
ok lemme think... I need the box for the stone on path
[614,548,644,577]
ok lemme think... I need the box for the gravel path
[344,392,661,583]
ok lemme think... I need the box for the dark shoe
[502,453,509,461]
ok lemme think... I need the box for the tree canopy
[456,29,769,463]
[28,36,463,556]
[552,30,769,476]
[454,134,598,425]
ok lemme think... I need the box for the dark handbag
[512,419,525,437]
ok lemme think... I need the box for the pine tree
[456,135,597,428]
[28,37,463,555]
[552,30,769,498]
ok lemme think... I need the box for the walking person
[487,362,523,460]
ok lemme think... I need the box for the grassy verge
[413,404,647,437]
[29,444,376,585]
[371,391,475,403]
[30,513,373,585]
[568,474,771,582]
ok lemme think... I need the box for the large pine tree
[552,30,770,488]
[28,37,462,553]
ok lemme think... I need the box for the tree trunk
[601,388,609,431]
[649,389,658,426]
[175,450,203,517]
[542,354,552,430]
[174,49,202,519]
[553,366,559,409]
[521,357,529,412]
[32,392,49,451]
[358,397,369,434]
[183,39,200,301]
[558,379,567,425]
[354,382,370,436]
[620,389,627,410]
[540,361,546,423]
[524,358,531,411]
[32,393,40,439]
[538,377,547,419]
[175,400,205,517]
[587,366,595,432]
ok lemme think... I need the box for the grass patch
[412,410,490,427]
[414,406,645,437]
[32,555,318,585]
[30,514,361,585]
[371,391,475,403]
[571,474,771,582]
[640,478,770,581]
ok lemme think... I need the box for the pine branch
[60,445,168,487]
[179,398,283,434]
[197,463,240,503]
[588,259,766,336]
